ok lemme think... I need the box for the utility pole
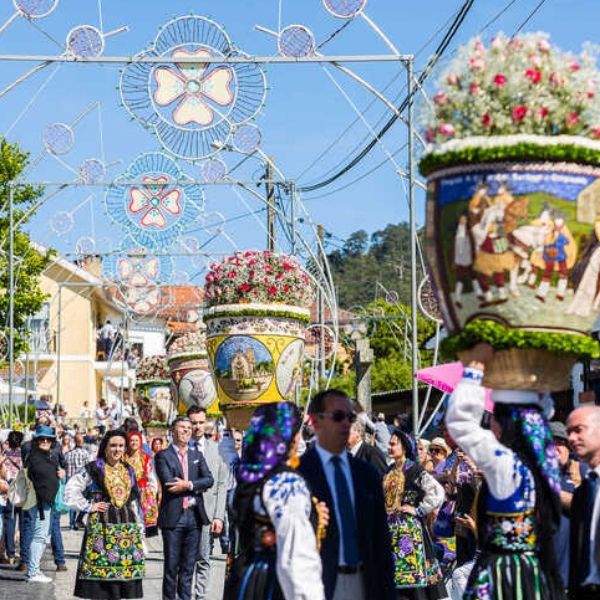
[355,338,374,414]
[266,157,276,252]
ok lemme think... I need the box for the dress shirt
[314,442,356,566]
[192,437,205,453]
[171,444,196,507]
[348,440,362,457]
[583,464,600,586]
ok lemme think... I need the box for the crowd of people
[0,375,599,600]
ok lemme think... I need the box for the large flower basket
[204,303,309,429]
[135,355,171,423]
[204,250,314,429]
[167,332,217,414]
[421,33,600,390]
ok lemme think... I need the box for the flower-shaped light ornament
[117,255,160,287]
[119,15,267,161]
[104,151,204,250]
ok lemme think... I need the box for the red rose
[226,271,236,279]
[267,286,278,295]
[493,74,507,87]
[566,112,580,127]
[512,105,528,122]
[482,113,493,128]
[525,69,542,84]
[592,126,600,139]
[536,107,549,118]
[239,283,250,292]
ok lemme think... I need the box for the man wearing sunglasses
[299,389,395,600]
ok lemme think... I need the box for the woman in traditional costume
[445,353,565,600]
[223,401,326,600]
[126,431,158,537]
[383,429,446,600]
[64,430,145,600]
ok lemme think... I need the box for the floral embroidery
[486,510,537,551]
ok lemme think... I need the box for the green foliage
[418,141,600,177]
[204,306,311,323]
[0,138,51,357]
[441,320,600,360]
[326,222,424,309]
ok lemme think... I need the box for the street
[0,523,227,600]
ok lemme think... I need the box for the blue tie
[331,456,360,568]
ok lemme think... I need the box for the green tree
[0,139,51,357]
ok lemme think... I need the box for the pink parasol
[415,361,494,411]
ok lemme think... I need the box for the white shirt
[314,442,356,566]
[348,440,363,457]
[584,464,600,586]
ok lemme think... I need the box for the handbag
[7,468,36,510]
[53,479,70,514]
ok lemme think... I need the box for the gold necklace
[104,461,131,509]
[383,462,405,515]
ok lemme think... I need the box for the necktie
[331,456,360,568]
[179,450,189,509]
[581,472,598,583]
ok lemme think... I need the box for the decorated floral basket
[135,355,171,423]
[204,251,313,429]
[421,32,600,390]
[167,331,217,414]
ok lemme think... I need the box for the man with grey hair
[347,419,387,474]
[567,405,600,599]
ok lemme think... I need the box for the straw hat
[429,437,451,456]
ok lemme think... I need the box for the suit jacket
[569,477,600,595]
[298,447,396,600]
[155,445,214,529]
[354,441,388,475]
[195,438,227,523]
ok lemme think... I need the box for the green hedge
[441,320,600,360]
[204,307,311,323]
[419,141,600,177]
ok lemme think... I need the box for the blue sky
[0,0,596,286]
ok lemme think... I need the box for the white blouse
[259,471,325,600]
[445,367,523,500]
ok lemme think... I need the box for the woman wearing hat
[223,401,326,600]
[26,424,65,583]
[64,429,144,599]
[445,348,565,600]
[383,429,446,599]
[428,437,451,474]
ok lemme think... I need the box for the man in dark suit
[347,419,388,474]
[155,417,214,600]
[567,405,600,600]
[298,389,395,600]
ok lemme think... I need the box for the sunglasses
[430,448,446,455]
[317,410,357,423]
[38,437,53,443]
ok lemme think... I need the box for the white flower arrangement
[167,331,208,361]
[422,32,600,144]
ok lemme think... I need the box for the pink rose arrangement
[135,355,169,383]
[204,250,314,308]
[423,32,600,142]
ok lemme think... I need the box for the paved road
[0,523,227,600]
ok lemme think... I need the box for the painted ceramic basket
[204,303,309,429]
[422,135,600,389]
[168,354,217,414]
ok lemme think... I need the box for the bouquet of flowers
[204,250,313,308]
[422,32,600,144]
[167,331,208,360]
[135,355,170,384]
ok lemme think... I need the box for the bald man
[567,405,600,599]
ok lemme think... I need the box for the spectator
[347,420,388,474]
[64,434,89,531]
[417,438,434,472]
[429,437,451,473]
[95,400,108,435]
[151,437,165,455]
[373,412,391,455]
[2,431,23,566]
[79,401,91,420]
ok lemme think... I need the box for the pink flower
[433,92,448,105]
[438,123,455,137]
[482,113,493,128]
[537,39,551,53]
[591,126,600,139]
[536,107,549,118]
[549,72,565,87]
[469,57,486,71]
[491,36,504,51]
[469,82,482,95]
[446,73,460,85]
[508,39,523,52]
[528,54,542,67]
[226,270,236,279]
[565,112,580,127]
[525,69,542,84]
[239,283,250,292]
[570,61,580,71]
[267,286,278,295]
[425,127,437,143]
[493,74,507,87]
[473,41,485,55]
[512,105,528,122]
